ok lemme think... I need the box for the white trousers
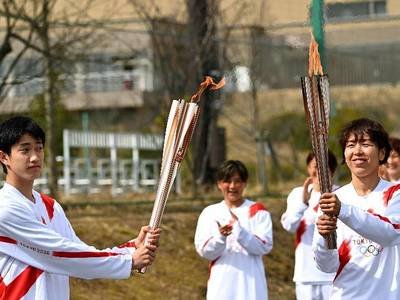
[295,282,332,300]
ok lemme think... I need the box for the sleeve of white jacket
[338,191,400,247]
[194,209,227,261]
[312,210,340,273]
[56,202,137,256]
[0,202,132,280]
[281,188,308,233]
[312,229,340,273]
[234,210,273,256]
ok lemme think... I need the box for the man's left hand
[135,226,161,248]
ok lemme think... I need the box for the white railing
[66,130,163,150]
[62,129,165,195]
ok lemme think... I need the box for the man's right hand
[216,220,233,237]
[132,243,157,271]
[132,227,161,271]
[317,214,337,238]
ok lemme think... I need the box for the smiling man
[194,160,273,300]
[313,118,400,300]
[0,116,160,299]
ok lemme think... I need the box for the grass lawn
[68,195,296,300]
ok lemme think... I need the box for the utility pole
[310,0,335,116]
[311,0,326,70]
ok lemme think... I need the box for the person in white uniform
[281,150,338,300]
[314,118,400,300]
[0,116,161,300]
[194,160,273,300]
[386,137,400,183]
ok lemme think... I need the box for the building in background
[1,0,399,117]
[0,0,399,192]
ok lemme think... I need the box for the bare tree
[1,0,108,197]
[0,1,35,98]
[127,0,244,194]
[186,0,223,188]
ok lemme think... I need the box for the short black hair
[306,150,338,174]
[216,160,248,182]
[0,116,45,173]
[339,118,391,165]
[389,137,400,155]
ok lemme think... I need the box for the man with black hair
[0,116,160,299]
[314,118,400,299]
[194,160,273,300]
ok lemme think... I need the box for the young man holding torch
[313,118,400,299]
[194,160,273,300]
[0,116,161,299]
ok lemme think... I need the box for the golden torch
[301,35,336,249]
[140,76,225,273]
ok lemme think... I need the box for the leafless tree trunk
[38,0,58,197]
[128,0,225,194]
[249,26,267,193]
[186,0,223,189]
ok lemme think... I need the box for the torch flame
[190,76,225,103]
[308,33,324,77]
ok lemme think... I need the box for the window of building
[326,0,387,21]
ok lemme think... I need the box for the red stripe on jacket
[208,257,220,280]
[255,235,267,244]
[383,184,400,207]
[249,202,267,218]
[295,219,306,248]
[334,240,351,281]
[118,241,136,248]
[40,193,55,221]
[370,212,400,229]
[202,237,213,251]
[0,266,43,300]
[0,236,17,244]
[53,251,120,258]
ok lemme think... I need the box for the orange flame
[308,33,324,77]
[190,76,225,103]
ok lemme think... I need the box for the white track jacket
[281,187,336,283]
[0,183,135,300]
[194,199,273,300]
[313,180,400,300]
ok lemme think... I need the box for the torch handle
[301,75,337,249]
[325,229,337,249]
